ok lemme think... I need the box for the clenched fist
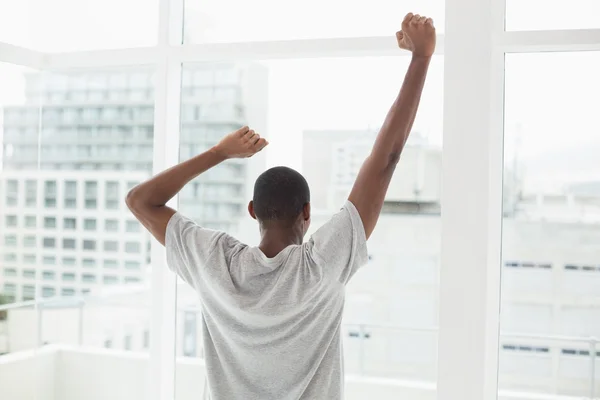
[396,13,436,58]
[214,126,268,159]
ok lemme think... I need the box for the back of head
[252,166,310,224]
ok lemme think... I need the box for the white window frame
[1,0,600,399]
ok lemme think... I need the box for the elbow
[125,188,142,213]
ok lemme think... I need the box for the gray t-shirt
[166,200,368,400]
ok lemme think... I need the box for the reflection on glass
[175,57,443,396]
[499,52,600,398]
[184,0,444,43]
[0,67,155,399]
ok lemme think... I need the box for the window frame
[1,0,599,399]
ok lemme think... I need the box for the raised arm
[348,13,436,239]
[126,126,268,245]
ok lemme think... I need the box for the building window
[126,220,140,232]
[43,256,56,265]
[6,179,19,206]
[6,215,18,227]
[104,241,118,252]
[42,271,56,280]
[125,242,141,254]
[2,283,16,294]
[3,268,17,277]
[103,275,118,285]
[105,181,119,209]
[124,277,141,283]
[44,217,57,229]
[3,253,17,262]
[64,181,77,208]
[84,218,97,231]
[63,238,76,250]
[61,288,76,296]
[143,330,150,349]
[23,235,36,247]
[105,219,119,232]
[4,235,17,246]
[104,338,113,349]
[83,240,96,251]
[61,218,76,231]
[62,257,76,266]
[82,274,96,283]
[85,181,97,209]
[42,287,56,298]
[23,285,35,300]
[25,180,37,207]
[104,259,119,269]
[124,334,132,351]
[23,269,36,278]
[43,237,56,248]
[25,215,36,227]
[24,255,36,264]
[62,272,76,281]
[82,259,96,268]
[44,180,57,208]
[124,261,141,270]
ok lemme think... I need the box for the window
[42,287,56,298]
[3,268,17,277]
[25,180,37,207]
[82,274,96,283]
[61,288,76,296]
[105,181,119,209]
[85,181,98,209]
[126,220,140,232]
[82,240,96,251]
[105,219,119,232]
[43,237,56,248]
[23,270,36,279]
[3,253,17,262]
[44,180,57,208]
[44,217,57,229]
[23,236,36,247]
[43,271,56,280]
[104,241,118,252]
[64,181,77,208]
[104,259,119,269]
[63,238,76,250]
[84,218,97,231]
[24,255,37,264]
[125,242,141,254]
[124,334,133,350]
[499,52,600,397]
[62,272,76,281]
[25,216,36,227]
[62,257,76,267]
[64,218,77,230]
[22,285,35,300]
[103,275,118,285]
[124,277,141,283]
[5,179,19,204]
[4,235,17,246]
[125,261,141,270]
[82,259,96,268]
[2,283,16,294]
[6,215,18,227]
[43,256,56,265]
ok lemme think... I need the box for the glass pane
[506,0,600,31]
[499,52,600,398]
[0,66,155,399]
[0,0,159,51]
[184,0,444,43]
[175,57,443,397]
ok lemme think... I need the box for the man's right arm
[348,13,436,239]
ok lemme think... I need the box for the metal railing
[0,298,598,399]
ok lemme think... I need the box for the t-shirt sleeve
[308,200,369,284]
[165,212,228,289]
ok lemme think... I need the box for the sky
[0,0,599,191]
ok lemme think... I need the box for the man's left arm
[126,126,268,245]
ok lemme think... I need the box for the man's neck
[258,227,304,259]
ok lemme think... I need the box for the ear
[248,201,257,220]
[303,203,311,221]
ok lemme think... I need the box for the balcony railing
[0,297,598,399]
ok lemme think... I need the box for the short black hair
[252,166,310,222]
